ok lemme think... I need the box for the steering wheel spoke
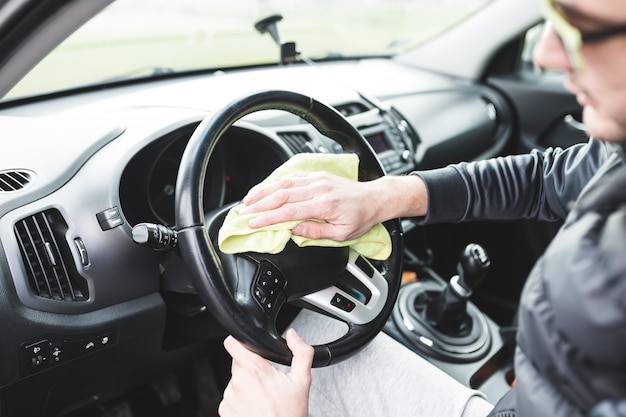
[299,249,389,325]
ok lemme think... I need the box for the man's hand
[218,329,314,417]
[240,172,427,242]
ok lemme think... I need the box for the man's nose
[532,21,574,71]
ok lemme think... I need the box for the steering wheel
[175,90,403,367]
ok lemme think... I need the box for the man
[218,0,626,416]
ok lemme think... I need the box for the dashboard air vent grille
[334,102,369,117]
[14,209,88,302]
[277,132,314,154]
[0,170,34,192]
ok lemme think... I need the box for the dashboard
[119,96,419,230]
[0,58,511,415]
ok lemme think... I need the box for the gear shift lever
[425,243,490,336]
[390,242,493,362]
[457,243,491,291]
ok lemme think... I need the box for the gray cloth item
[282,310,494,417]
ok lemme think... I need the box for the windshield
[5,0,490,101]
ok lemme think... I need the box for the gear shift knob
[457,243,490,292]
[423,242,491,336]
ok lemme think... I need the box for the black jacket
[416,139,626,417]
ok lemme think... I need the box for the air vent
[14,209,88,302]
[334,102,369,117]
[278,132,315,154]
[0,170,34,192]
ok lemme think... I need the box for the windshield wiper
[99,66,176,84]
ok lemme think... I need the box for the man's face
[534,0,626,142]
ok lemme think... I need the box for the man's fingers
[285,328,314,379]
[242,190,309,220]
[225,331,313,376]
[247,202,311,229]
[243,174,309,206]
[243,176,291,204]
[224,336,271,372]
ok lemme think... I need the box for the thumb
[286,328,314,379]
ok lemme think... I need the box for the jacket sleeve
[413,138,610,224]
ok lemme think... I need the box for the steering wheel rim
[175,89,403,367]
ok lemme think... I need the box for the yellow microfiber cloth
[217,153,391,260]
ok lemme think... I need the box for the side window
[519,22,568,77]
[519,23,545,73]
[516,23,587,148]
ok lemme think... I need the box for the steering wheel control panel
[21,329,117,376]
[252,262,286,314]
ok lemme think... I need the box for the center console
[347,100,419,175]
[384,239,515,403]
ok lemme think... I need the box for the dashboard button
[74,237,89,266]
[23,340,51,372]
[96,206,124,230]
[82,338,98,354]
[51,343,63,364]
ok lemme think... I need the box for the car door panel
[489,72,588,153]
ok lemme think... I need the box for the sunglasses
[542,0,626,70]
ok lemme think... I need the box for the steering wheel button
[331,293,356,312]
[254,287,266,300]
[254,288,264,299]
[271,274,284,287]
